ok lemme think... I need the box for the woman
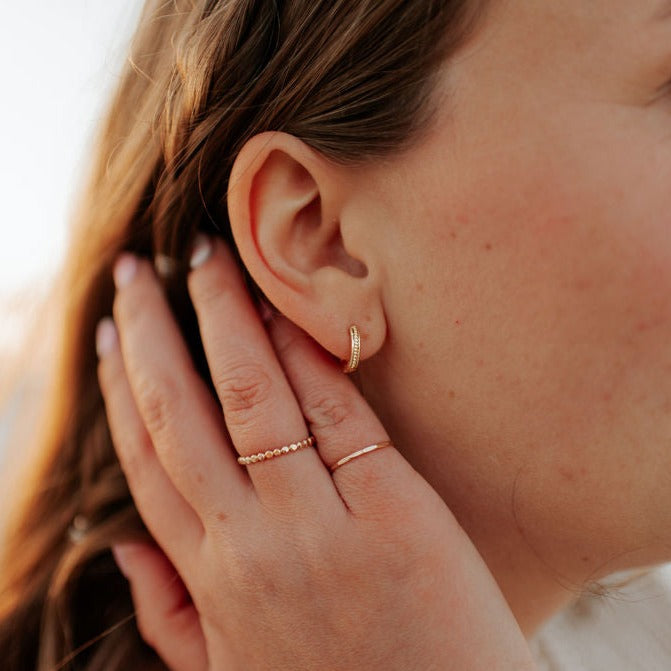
[2,0,671,668]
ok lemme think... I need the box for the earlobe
[226,131,386,366]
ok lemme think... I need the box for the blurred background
[0,1,142,475]
[2,6,671,662]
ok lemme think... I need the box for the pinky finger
[112,542,208,671]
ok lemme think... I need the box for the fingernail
[113,253,138,289]
[96,317,118,358]
[190,233,213,270]
[154,253,177,279]
[111,543,144,578]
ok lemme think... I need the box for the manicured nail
[190,233,213,269]
[95,317,118,358]
[113,253,138,289]
[111,543,135,577]
[154,253,177,279]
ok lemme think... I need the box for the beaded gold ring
[237,435,316,466]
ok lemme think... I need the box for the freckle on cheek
[572,278,592,291]
[559,467,574,482]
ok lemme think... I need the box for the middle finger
[187,234,338,506]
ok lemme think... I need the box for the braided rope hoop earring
[343,324,361,374]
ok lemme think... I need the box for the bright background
[0,1,142,351]
[0,1,143,465]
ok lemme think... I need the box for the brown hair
[0,1,487,669]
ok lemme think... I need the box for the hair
[0,1,489,669]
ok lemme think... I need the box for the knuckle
[217,361,274,421]
[134,372,181,439]
[302,390,354,433]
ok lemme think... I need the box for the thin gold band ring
[329,440,394,472]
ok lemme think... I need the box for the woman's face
[356,0,671,624]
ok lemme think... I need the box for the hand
[96,234,536,671]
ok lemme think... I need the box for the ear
[227,131,386,368]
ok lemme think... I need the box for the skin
[357,0,671,634]
[98,0,671,664]
[225,0,671,637]
[99,245,535,669]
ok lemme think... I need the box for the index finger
[186,235,338,508]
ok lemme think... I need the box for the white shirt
[529,564,671,670]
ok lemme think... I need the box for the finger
[96,318,204,574]
[267,315,410,516]
[111,253,255,521]
[187,235,337,507]
[112,542,209,671]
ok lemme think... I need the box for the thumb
[112,541,208,671]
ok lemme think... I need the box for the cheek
[398,126,671,481]
[423,106,671,371]
[508,142,671,366]
[382,81,671,418]
[455,157,671,418]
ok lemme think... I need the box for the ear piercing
[343,324,361,373]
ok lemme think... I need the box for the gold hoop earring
[343,324,361,374]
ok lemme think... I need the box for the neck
[462,522,579,639]
[352,369,580,640]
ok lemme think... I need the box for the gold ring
[237,435,315,466]
[330,440,394,473]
